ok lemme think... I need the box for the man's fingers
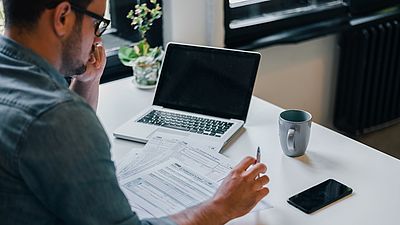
[95,46,100,59]
[243,163,267,179]
[255,175,269,189]
[233,156,257,172]
[256,187,269,202]
[95,45,106,69]
[88,53,96,64]
[88,43,104,68]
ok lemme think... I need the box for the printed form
[116,132,272,219]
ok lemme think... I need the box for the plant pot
[132,61,160,89]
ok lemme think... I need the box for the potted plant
[118,0,163,89]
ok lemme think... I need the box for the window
[0,1,4,34]
[224,0,348,49]
[104,0,163,49]
[228,0,345,28]
[102,0,163,83]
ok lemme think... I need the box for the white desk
[97,77,400,225]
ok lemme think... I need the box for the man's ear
[52,2,74,37]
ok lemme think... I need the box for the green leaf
[118,46,140,66]
[138,40,150,55]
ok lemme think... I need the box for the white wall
[0,1,4,34]
[162,0,339,127]
[254,35,339,127]
[163,0,225,46]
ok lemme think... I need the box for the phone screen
[287,179,353,214]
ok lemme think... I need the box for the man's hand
[73,42,106,83]
[70,43,106,110]
[170,156,270,225]
[211,156,270,222]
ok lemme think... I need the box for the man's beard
[60,19,87,77]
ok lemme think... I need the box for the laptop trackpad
[147,128,190,139]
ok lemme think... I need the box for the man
[0,0,270,224]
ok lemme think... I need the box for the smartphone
[287,179,353,214]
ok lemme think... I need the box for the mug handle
[287,128,295,152]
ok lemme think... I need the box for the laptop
[113,42,260,149]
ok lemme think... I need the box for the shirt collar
[0,35,68,87]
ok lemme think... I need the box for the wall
[162,0,339,127]
[0,0,4,34]
[254,35,339,128]
[163,0,224,46]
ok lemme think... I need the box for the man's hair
[2,0,93,29]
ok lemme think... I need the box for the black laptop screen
[153,43,260,121]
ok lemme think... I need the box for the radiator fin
[334,18,400,135]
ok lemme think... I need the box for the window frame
[224,0,350,49]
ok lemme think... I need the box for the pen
[256,146,261,178]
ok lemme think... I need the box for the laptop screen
[153,43,260,121]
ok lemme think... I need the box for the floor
[355,123,400,160]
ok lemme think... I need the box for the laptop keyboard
[137,110,233,137]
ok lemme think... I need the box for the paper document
[116,132,272,219]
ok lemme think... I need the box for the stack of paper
[115,132,272,219]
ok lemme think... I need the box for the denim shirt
[0,36,176,225]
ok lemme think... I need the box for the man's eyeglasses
[46,1,111,37]
[69,3,110,37]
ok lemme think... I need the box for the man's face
[60,0,106,77]
[60,19,85,76]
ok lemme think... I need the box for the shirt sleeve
[17,100,177,225]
